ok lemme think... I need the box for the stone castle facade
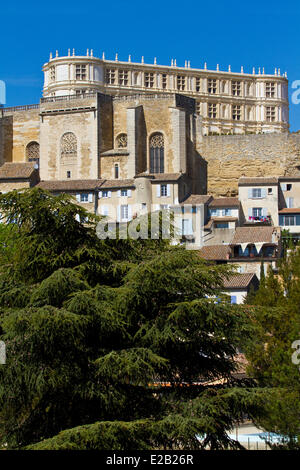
[42,49,289,135]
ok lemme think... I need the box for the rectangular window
[287,197,294,208]
[232,81,241,96]
[287,184,292,191]
[160,184,168,197]
[196,101,201,115]
[75,65,87,80]
[284,215,295,226]
[266,82,275,98]
[177,75,186,91]
[106,69,116,85]
[223,208,231,216]
[121,204,128,219]
[162,74,167,89]
[252,207,262,218]
[195,77,201,92]
[67,171,71,179]
[80,193,89,203]
[207,78,217,94]
[102,190,108,198]
[208,103,217,118]
[252,188,262,198]
[114,164,119,179]
[215,222,229,228]
[118,70,128,86]
[121,189,128,197]
[266,106,276,122]
[50,66,56,82]
[232,105,241,120]
[145,72,154,88]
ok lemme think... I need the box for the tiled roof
[278,176,300,182]
[279,208,300,214]
[37,180,103,191]
[209,197,239,207]
[223,273,257,289]
[100,179,135,189]
[0,162,37,179]
[238,177,278,186]
[199,244,231,260]
[183,194,213,205]
[231,226,276,244]
[135,173,182,181]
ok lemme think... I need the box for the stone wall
[0,108,40,165]
[198,133,300,196]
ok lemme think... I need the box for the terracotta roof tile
[100,179,135,189]
[0,162,37,179]
[199,244,231,260]
[183,194,213,205]
[135,173,182,181]
[209,197,239,208]
[37,180,103,191]
[238,177,278,186]
[231,226,277,244]
[222,273,258,289]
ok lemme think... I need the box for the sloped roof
[0,162,37,179]
[209,197,239,208]
[100,179,135,189]
[199,244,231,260]
[183,194,213,205]
[238,177,278,186]
[231,226,276,244]
[223,273,258,289]
[37,180,103,191]
[135,173,182,181]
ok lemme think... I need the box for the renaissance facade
[42,49,289,135]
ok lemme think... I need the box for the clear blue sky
[1,0,300,131]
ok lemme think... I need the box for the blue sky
[1,0,300,130]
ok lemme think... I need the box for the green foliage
[0,188,264,450]
[244,246,300,448]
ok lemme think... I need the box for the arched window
[150,133,164,174]
[61,132,77,159]
[26,141,40,168]
[116,133,127,148]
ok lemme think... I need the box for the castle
[1,50,300,300]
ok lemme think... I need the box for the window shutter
[156,185,161,198]
[76,194,80,202]
[167,184,170,197]
[263,208,268,217]
[248,208,252,218]
[281,183,287,191]
[128,205,132,220]
[248,188,253,198]
[262,188,267,198]
[117,190,121,197]
[108,191,112,198]
[287,197,294,208]
[98,191,102,199]
[231,296,237,304]
[75,214,80,222]
[128,189,132,197]
[188,218,193,235]
[88,193,93,203]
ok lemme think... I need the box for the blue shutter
[231,295,237,304]
[261,188,267,198]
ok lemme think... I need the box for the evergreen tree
[0,188,263,450]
